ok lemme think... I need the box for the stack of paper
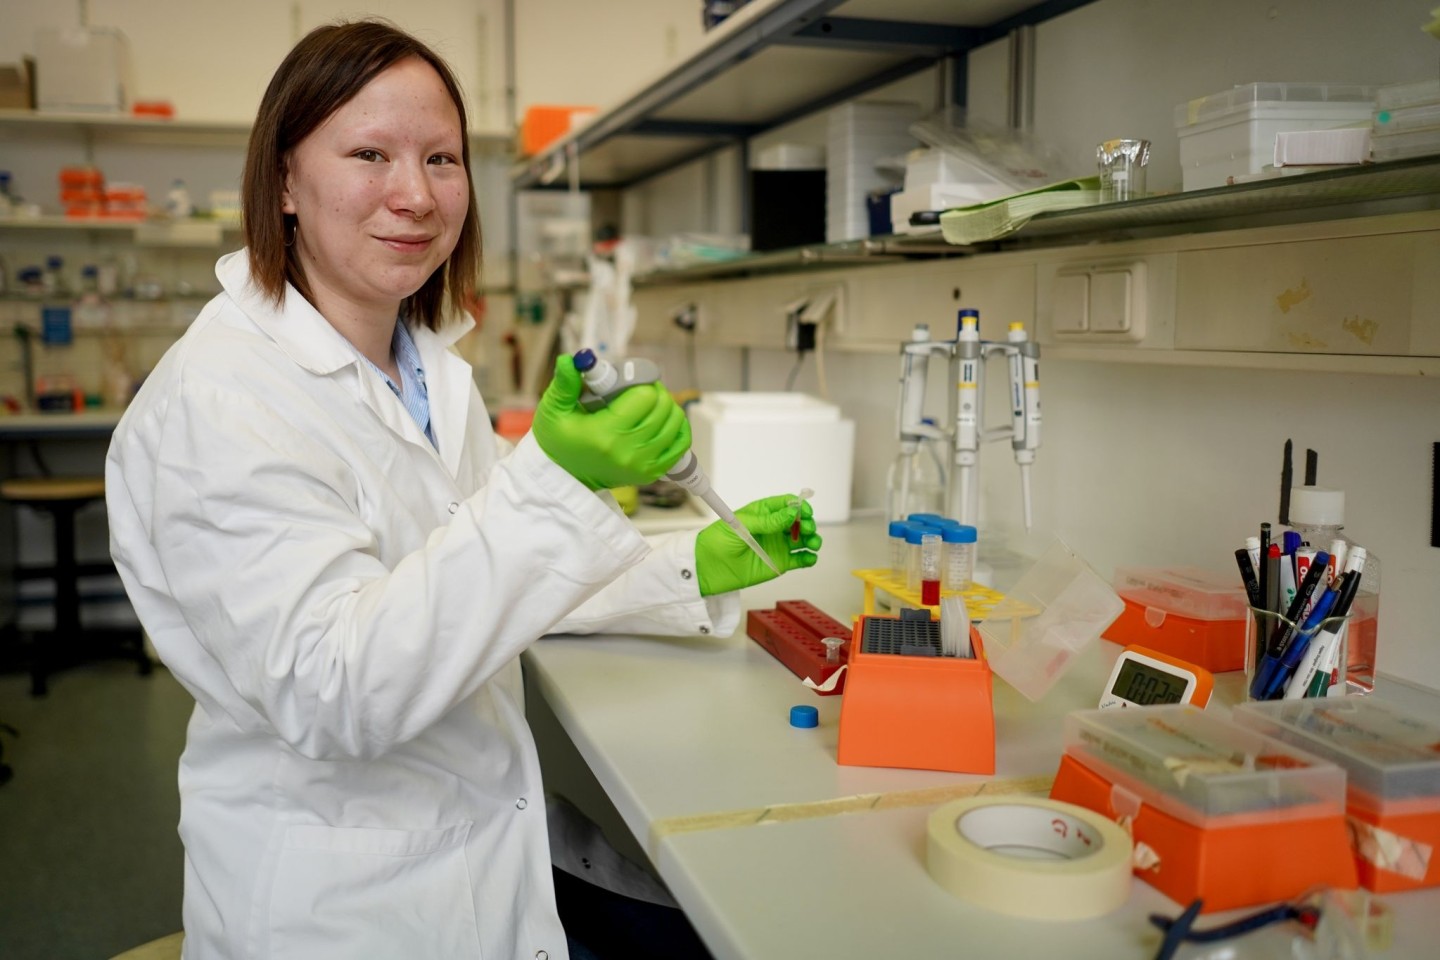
[938,177,1102,245]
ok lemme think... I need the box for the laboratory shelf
[0,108,513,149]
[1001,152,1440,245]
[509,0,1102,190]
[632,230,952,286]
[629,154,1440,286]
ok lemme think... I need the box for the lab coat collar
[215,249,475,374]
[217,249,477,478]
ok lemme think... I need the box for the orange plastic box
[837,611,993,774]
[1235,697,1440,893]
[1105,566,1249,673]
[519,104,598,156]
[1050,705,1356,913]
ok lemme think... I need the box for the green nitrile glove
[532,355,691,490]
[696,493,822,596]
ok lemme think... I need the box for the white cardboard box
[689,393,855,523]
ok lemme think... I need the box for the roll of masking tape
[926,795,1132,920]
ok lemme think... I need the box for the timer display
[1099,646,1213,710]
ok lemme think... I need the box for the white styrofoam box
[1273,127,1370,166]
[1174,83,1374,190]
[889,182,1010,234]
[754,143,825,170]
[688,392,855,523]
[35,27,134,113]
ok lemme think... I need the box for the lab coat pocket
[268,820,481,960]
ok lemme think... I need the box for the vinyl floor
[0,656,192,960]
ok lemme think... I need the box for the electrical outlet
[672,302,699,332]
[785,315,817,352]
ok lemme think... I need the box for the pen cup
[1245,607,1351,702]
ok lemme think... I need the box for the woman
[106,20,820,960]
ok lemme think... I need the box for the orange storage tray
[1347,792,1440,893]
[1051,753,1357,912]
[1104,596,1246,673]
[837,614,993,774]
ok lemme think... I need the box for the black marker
[1234,548,1262,610]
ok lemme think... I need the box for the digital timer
[1098,645,1213,710]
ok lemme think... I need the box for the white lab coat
[106,250,738,960]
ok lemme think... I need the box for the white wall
[0,0,515,282]
[1,0,507,131]
[615,0,1440,693]
[513,0,705,116]
[1024,0,1440,193]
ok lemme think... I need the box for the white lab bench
[521,519,1440,959]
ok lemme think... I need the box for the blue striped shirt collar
[355,320,435,449]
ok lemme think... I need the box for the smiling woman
[277,57,471,374]
[242,20,482,345]
[103,16,757,960]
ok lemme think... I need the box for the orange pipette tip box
[837,613,993,774]
[1050,706,1357,913]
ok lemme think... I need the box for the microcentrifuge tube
[821,637,845,664]
[787,487,814,542]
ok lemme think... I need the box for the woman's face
[281,56,469,323]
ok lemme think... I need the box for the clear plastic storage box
[1113,566,1249,621]
[1234,697,1440,891]
[1053,705,1358,911]
[1063,705,1345,827]
[1174,82,1375,190]
[1105,566,1250,672]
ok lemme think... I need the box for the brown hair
[241,19,481,330]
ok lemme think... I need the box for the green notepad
[939,177,1102,244]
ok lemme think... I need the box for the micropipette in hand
[571,349,778,575]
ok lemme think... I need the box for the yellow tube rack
[851,568,1010,621]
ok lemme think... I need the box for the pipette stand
[889,315,1040,529]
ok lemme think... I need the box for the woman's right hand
[532,355,690,490]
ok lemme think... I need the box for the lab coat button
[536,951,549,960]
[448,501,459,514]
[516,797,528,810]
[699,625,710,635]
[680,568,693,580]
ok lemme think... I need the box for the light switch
[1089,270,1133,332]
[1052,273,1089,333]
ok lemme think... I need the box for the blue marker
[1261,584,1338,700]
[1250,551,1329,700]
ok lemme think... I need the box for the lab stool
[1,476,150,696]
[109,932,183,960]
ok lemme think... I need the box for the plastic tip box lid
[1064,705,1346,828]
[1113,566,1249,621]
[1174,82,1375,128]
[1234,698,1440,807]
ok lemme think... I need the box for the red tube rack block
[746,600,851,696]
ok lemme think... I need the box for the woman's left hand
[695,493,822,597]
